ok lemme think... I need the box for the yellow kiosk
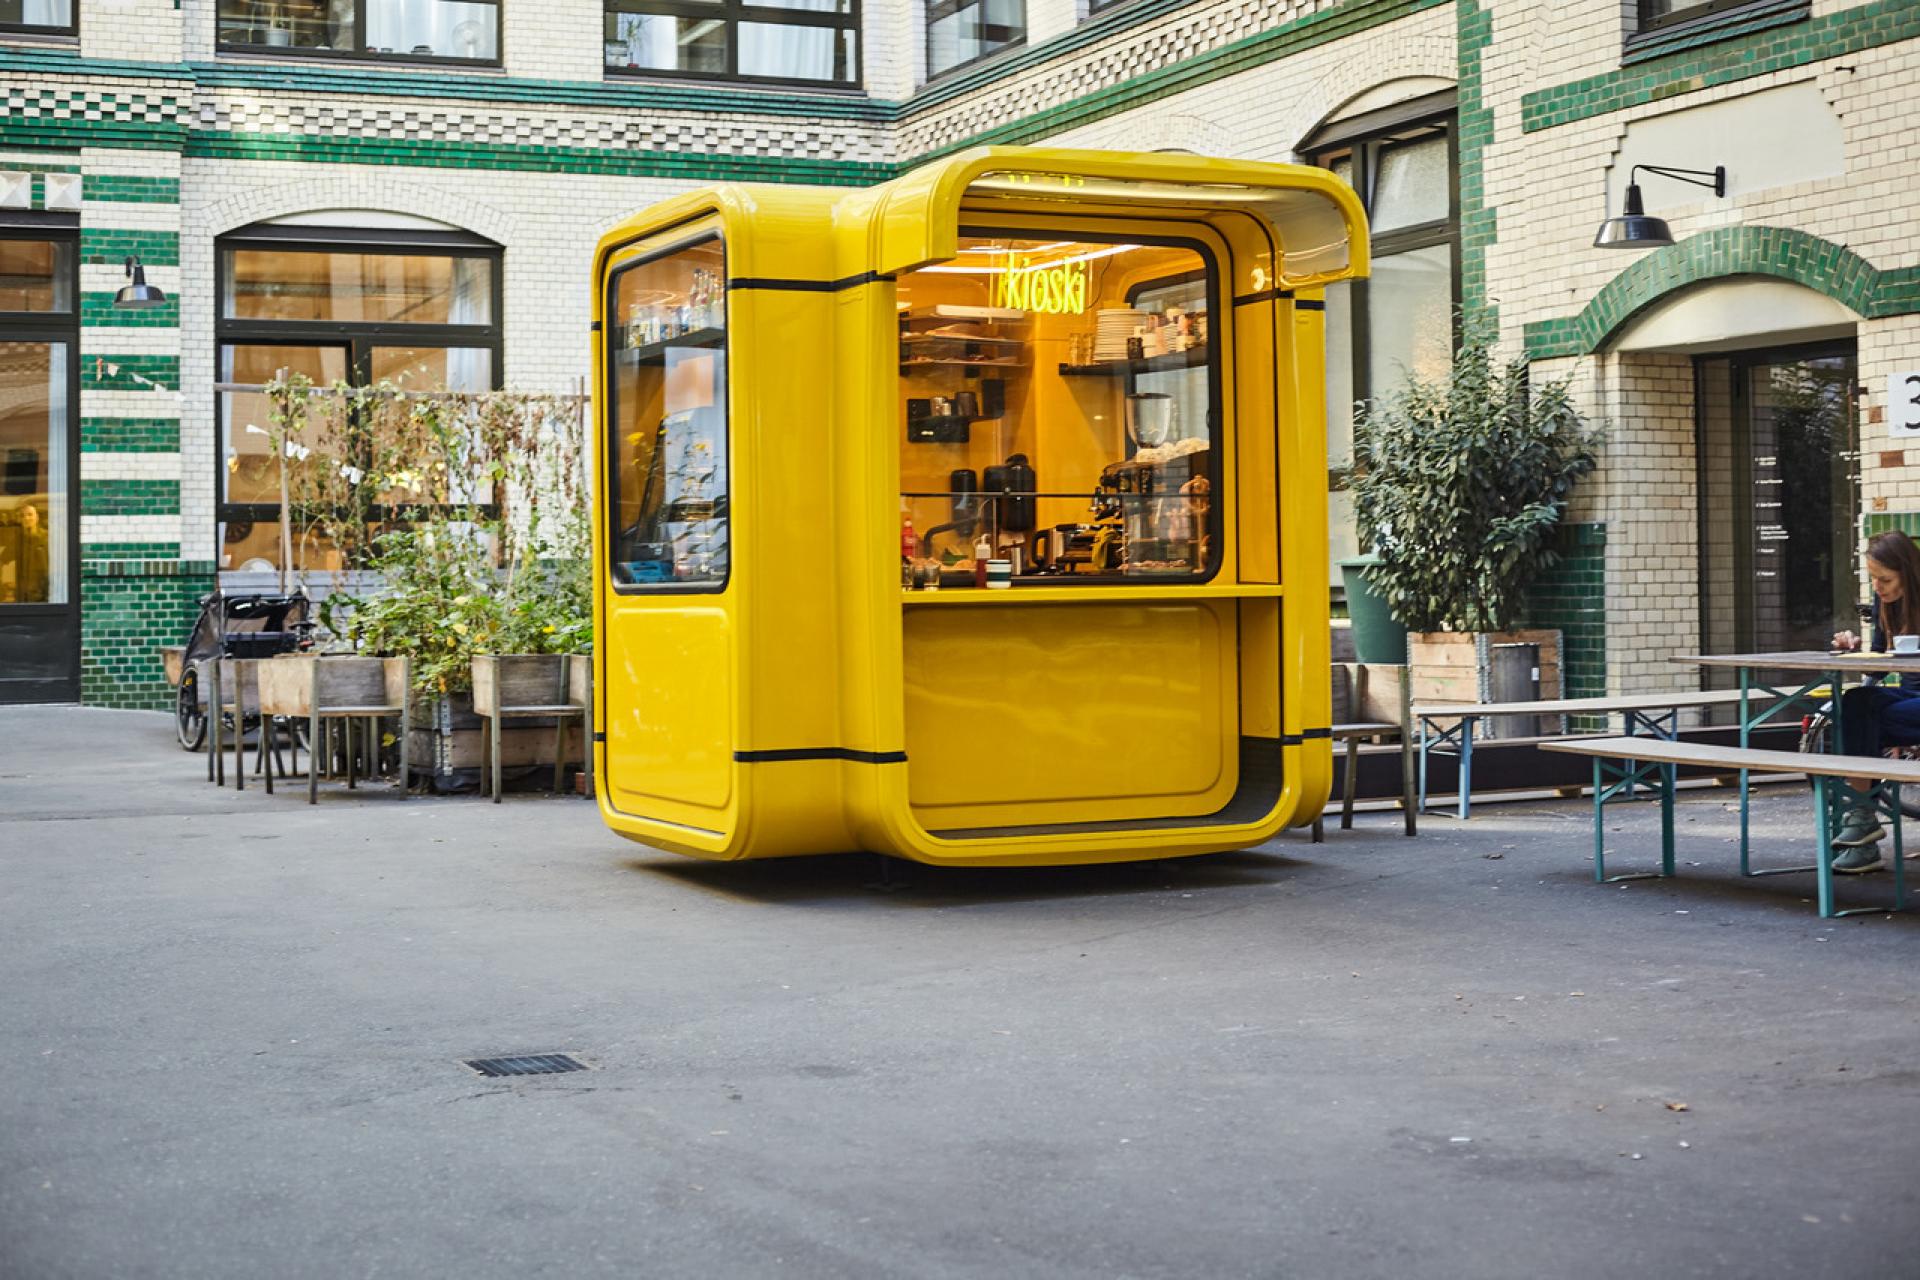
[591,147,1368,866]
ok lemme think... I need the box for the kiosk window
[607,238,729,590]
[895,234,1218,584]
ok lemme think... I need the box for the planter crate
[407,682,590,791]
[1409,630,1562,724]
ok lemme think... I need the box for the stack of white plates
[1094,308,1146,362]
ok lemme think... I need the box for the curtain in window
[365,0,498,59]
[446,258,489,392]
[20,2,68,24]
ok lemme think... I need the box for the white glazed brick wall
[1572,353,1700,697]
[1487,6,1920,354]
[79,515,182,543]
[79,145,185,554]
[1027,7,1456,161]
[864,4,920,100]
[897,0,1342,156]
[1029,0,1085,44]
[81,0,183,63]
[1480,1,1920,666]
[1858,313,1920,525]
[503,0,601,80]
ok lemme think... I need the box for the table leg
[1341,735,1359,830]
[1893,799,1906,911]
[1413,717,1428,817]
[1660,761,1676,877]
[1456,719,1474,821]
[1592,758,1605,883]
[1815,775,1835,919]
[1738,668,1751,874]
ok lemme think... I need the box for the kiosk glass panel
[896,234,1219,584]
[607,237,728,590]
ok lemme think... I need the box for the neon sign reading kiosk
[992,251,1089,315]
[591,147,1369,868]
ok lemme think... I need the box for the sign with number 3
[1893,370,1920,438]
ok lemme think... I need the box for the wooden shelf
[900,358,1025,370]
[1058,346,1210,377]
[613,326,725,365]
[901,582,1283,606]
[900,332,1026,348]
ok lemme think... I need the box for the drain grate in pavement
[463,1053,589,1078]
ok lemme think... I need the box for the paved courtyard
[2,705,1916,1279]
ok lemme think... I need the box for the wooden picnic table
[1672,651,1918,868]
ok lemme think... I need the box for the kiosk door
[600,233,737,839]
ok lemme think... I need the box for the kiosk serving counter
[591,147,1368,865]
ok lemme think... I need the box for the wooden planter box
[408,656,590,789]
[1409,630,1562,726]
[255,654,407,718]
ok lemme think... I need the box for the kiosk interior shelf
[1058,347,1210,377]
[900,583,1284,605]
[614,326,725,365]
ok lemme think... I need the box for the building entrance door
[1696,342,1858,674]
[0,337,78,703]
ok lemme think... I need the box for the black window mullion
[606,0,860,85]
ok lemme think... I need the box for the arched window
[214,217,502,573]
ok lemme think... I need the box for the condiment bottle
[973,533,992,588]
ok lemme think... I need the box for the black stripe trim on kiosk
[734,747,910,765]
[728,271,895,294]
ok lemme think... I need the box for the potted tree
[1348,338,1601,710]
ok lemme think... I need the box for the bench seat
[1541,736,1911,919]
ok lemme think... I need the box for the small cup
[1895,634,1919,654]
[986,558,1013,589]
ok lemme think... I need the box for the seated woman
[1827,529,1920,872]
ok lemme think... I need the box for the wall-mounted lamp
[1594,164,1727,249]
[114,255,167,308]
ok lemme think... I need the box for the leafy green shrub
[1351,341,1602,634]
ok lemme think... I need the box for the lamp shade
[114,258,167,308]
[1593,182,1674,250]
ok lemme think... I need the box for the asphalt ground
[2,705,1916,1280]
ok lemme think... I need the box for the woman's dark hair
[1867,529,1920,636]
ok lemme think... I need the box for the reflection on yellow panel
[904,602,1236,831]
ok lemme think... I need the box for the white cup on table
[1895,634,1919,654]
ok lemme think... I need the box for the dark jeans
[1838,684,1920,759]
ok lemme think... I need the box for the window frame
[213,225,506,561]
[1636,0,1773,36]
[213,0,504,69]
[0,0,76,38]
[0,223,80,622]
[1306,95,1460,423]
[604,230,732,596]
[603,0,862,89]
[924,0,1025,83]
[0,224,77,318]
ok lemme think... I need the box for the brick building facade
[1,0,1914,708]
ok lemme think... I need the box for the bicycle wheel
[176,669,206,751]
